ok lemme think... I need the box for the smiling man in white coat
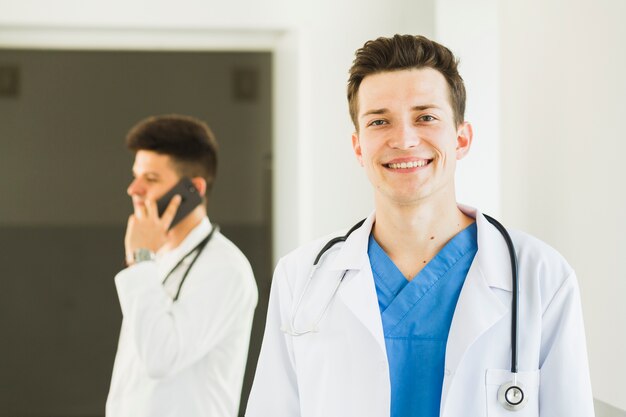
[245,35,594,417]
[106,114,258,417]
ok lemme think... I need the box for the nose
[389,120,421,149]
[127,178,144,197]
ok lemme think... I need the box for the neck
[162,205,207,252]
[372,194,474,280]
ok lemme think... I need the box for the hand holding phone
[124,194,180,264]
[124,177,202,264]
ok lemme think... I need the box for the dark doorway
[0,49,272,416]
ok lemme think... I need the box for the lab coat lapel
[442,207,511,407]
[444,261,507,373]
[330,213,387,356]
[337,265,387,355]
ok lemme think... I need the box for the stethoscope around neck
[283,214,528,412]
[161,225,219,302]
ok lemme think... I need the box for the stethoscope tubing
[483,214,519,375]
[162,225,219,301]
[312,219,366,266]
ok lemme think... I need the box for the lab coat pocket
[485,368,540,417]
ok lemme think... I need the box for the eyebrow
[132,170,160,178]
[360,104,442,119]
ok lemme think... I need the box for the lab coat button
[444,368,452,376]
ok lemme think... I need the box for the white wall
[501,0,626,410]
[435,0,501,216]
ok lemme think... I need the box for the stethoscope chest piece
[498,380,527,411]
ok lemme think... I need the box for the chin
[398,184,436,202]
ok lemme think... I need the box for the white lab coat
[246,206,594,417]
[107,217,258,417]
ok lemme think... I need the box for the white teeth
[388,160,428,169]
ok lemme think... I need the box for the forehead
[132,150,177,175]
[357,68,452,114]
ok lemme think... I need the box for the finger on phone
[134,201,147,219]
[161,195,182,227]
[144,198,157,218]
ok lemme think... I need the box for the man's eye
[369,119,387,126]
[419,115,435,122]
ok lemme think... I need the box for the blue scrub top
[368,223,478,417]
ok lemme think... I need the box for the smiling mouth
[384,160,432,169]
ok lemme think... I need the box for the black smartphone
[156,177,203,229]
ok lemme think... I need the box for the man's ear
[190,177,207,197]
[456,122,473,160]
[352,132,364,166]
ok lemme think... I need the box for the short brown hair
[347,34,466,129]
[126,114,218,193]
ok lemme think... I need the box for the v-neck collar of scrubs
[367,222,479,417]
[368,222,478,336]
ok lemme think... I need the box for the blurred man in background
[106,114,258,417]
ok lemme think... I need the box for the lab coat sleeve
[538,271,595,416]
[245,259,301,417]
[114,251,257,379]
